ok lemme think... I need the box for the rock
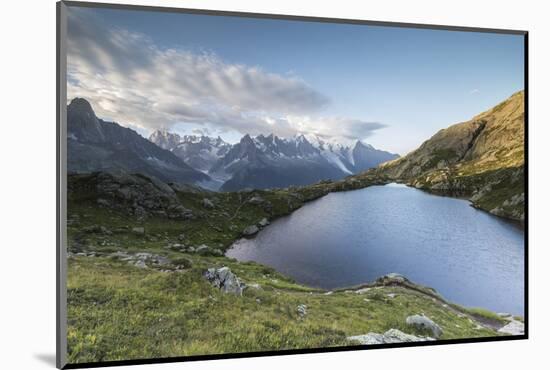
[405,315,443,338]
[258,218,270,227]
[498,319,524,335]
[195,244,210,255]
[242,225,259,236]
[297,304,308,317]
[204,267,245,295]
[348,329,435,345]
[210,248,224,256]
[202,198,215,209]
[134,260,147,269]
[178,233,186,241]
[88,172,193,220]
[355,287,371,294]
[97,198,110,207]
[132,227,145,234]
[152,255,170,266]
[135,252,153,259]
[386,293,397,298]
[376,273,408,284]
[247,195,265,205]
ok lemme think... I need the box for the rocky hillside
[376,91,525,221]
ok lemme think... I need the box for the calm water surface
[226,184,525,314]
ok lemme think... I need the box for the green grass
[463,307,508,325]
[422,149,458,170]
[65,171,516,364]
[67,256,500,363]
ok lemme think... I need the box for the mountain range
[149,130,398,191]
[67,98,398,191]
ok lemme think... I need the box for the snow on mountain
[149,131,232,173]
[150,129,398,191]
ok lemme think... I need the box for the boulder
[498,319,524,335]
[195,245,210,254]
[132,227,145,235]
[247,195,265,205]
[376,273,408,284]
[97,198,110,207]
[202,198,215,209]
[258,218,270,227]
[297,304,308,317]
[134,260,147,269]
[348,329,435,345]
[242,225,259,236]
[405,315,443,338]
[204,267,245,295]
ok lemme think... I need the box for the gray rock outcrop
[204,267,245,295]
[405,314,443,338]
[498,319,524,335]
[297,304,308,317]
[242,225,259,236]
[348,329,435,345]
[202,198,215,209]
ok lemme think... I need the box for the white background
[0,0,547,369]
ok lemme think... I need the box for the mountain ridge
[67,98,210,185]
[151,129,399,191]
[374,90,525,220]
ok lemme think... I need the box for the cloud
[66,8,385,141]
[469,89,480,94]
[285,116,386,140]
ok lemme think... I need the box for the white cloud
[469,89,480,94]
[67,8,385,141]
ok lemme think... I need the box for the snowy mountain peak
[152,129,398,191]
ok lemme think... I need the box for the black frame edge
[63,335,528,369]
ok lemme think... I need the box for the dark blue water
[227,183,525,315]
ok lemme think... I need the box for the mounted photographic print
[56,1,528,368]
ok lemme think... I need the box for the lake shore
[66,171,524,363]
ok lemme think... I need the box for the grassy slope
[68,255,500,363]
[67,174,506,364]
[372,91,525,221]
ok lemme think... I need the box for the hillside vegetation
[374,91,525,220]
[66,171,517,364]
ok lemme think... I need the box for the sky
[66,6,524,155]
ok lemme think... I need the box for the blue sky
[67,6,524,154]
